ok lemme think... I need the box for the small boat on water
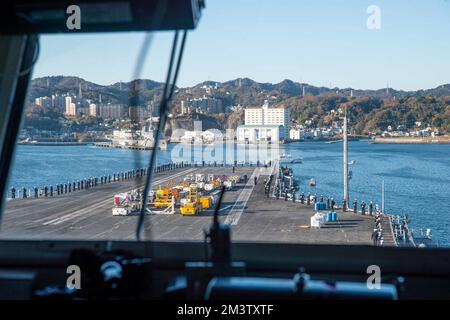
[412,228,434,247]
[279,153,291,160]
[309,178,316,187]
[325,139,343,144]
[280,153,301,163]
[280,156,303,164]
[288,158,303,164]
[349,160,356,165]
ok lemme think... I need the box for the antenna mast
[343,105,349,211]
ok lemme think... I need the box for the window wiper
[135,30,188,241]
[204,186,231,264]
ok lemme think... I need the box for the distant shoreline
[17,142,91,146]
[17,137,450,147]
[371,136,450,144]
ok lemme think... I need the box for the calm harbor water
[7,141,450,246]
[285,141,450,247]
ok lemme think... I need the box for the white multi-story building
[65,96,76,116]
[98,104,125,119]
[289,129,301,141]
[181,96,223,115]
[236,125,285,143]
[238,100,289,143]
[244,107,264,125]
[65,96,71,111]
[244,100,290,139]
[290,127,336,141]
[89,103,97,117]
[35,96,52,108]
[180,101,189,115]
[128,106,149,121]
[52,94,66,110]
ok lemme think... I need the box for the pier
[94,142,153,151]
[94,139,167,151]
[0,162,395,246]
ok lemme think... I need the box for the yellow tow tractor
[199,196,213,210]
[180,186,202,216]
[153,188,173,208]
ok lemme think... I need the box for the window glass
[1,1,449,249]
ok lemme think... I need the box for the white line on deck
[224,162,276,226]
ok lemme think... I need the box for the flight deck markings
[224,162,276,226]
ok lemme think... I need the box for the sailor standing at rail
[306,192,311,205]
[375,217,381,229]
[300,192,305,204]
[377,229,383,244]
[331,198,335,211]
[371,228,378,246]
[369,201,373,215]
[353,199,357,213]
[361,201,366,215]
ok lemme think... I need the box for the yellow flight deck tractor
[180,186,202,216]
[153,188,174,208]
[199,196,213,210]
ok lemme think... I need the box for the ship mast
[343,105,349,211]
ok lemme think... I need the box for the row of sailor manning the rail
[8,162,192,199]
[372,208,385,246]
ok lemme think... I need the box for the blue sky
[33,0,450,91]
